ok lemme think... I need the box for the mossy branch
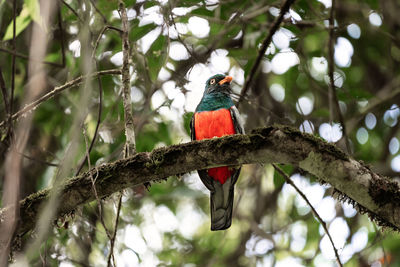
[119,1,136,156]
[2,125,400,239]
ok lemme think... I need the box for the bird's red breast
[194,108,236,184]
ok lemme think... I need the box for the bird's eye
[210,79,215,85]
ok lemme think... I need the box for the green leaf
[183,112,194,137]
[136,122,172,152]
[190,7,214,17]
[243,57,256,79]
[45,53,60,63]
[209,22,224,36]
[273,165,292,188]
[25,0,41,23]
[313,108,330,117]
[303,35,320,53]
[228,48,254,58]
[178,0,199,7]
[146,34,168,82]
[130,23,158,42]
[144,1,158,8]
[3,5,31,41]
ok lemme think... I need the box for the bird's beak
[218,76,232,85]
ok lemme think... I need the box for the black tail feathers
[210,187,234,231]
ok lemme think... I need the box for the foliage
[0,0,400,266]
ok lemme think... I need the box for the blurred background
[1,0,400,266]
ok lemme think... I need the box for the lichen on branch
[1,125,400,240]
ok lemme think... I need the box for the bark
[2,125,400,242]
[119,1,136,156]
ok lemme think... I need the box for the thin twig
[107,194,122,267]
[107,26,123,33]
[91,26,123,59]
[92,27,112,59]
[238,0,296,106]
[75,66,103,175]
[0,69,121,129]
[230,91,290,124]
[82,127,113,240]
[89,0,108,23]
[0,66,10,117]
[0,47,65,68]
[346,79,400,133]
[19,152,59,167]
[57,5,66,68]
[63,14,121,176]
[327,0,351,153]
[75,25,113,175]
[168,2,197,60]
[60,0,81,21]
[10,0,16,116]
[7,0,17,138]
[272,164,343,267]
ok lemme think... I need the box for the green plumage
[195,92,234,112]
[196,74,234,112]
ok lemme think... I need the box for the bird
[190,74,244,231]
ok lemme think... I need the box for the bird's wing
[228,106,244,187]
[191,114,215,190]
[230,106,245,134]
[190,114,196,141]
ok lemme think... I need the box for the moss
[160,145,184,166]
[144,161,153,169]
[250,126,274,137]
[333,188,400,231]
[21,188,49,204]
[20,188,50,217]
[369,174,400,207]
[9,124,400,237]
[149,146,179,174]
[151,149,165,165]
[251,124,349,161]
[278,124,349,161]
[215,134,250,153]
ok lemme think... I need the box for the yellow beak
[218,76,233,85]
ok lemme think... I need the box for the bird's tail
[209,180,235,231]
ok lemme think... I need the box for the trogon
[190,74,244,231]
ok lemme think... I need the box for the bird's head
[204,74,233,95]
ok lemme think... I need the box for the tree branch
[2,125,400,241]
[0,66,10,117]
[57,4,66,68]
[119,1,136,156]
[10,0,17,116]
[0,69,121,129]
